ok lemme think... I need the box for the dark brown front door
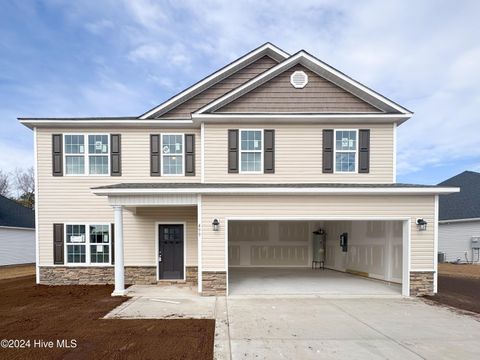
[158,224,184,280]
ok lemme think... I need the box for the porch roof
[92,182,459,197]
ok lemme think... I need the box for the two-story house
[20,43,458,297]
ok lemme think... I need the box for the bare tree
[0,169,10,197]
[13,167,35,208]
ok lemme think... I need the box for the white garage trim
[224,216,411,297]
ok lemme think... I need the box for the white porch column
[112,205,127,296]
[197,195,203,294]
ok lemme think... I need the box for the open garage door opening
[227,219,407,296]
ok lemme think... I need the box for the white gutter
[191,113,411,125]
[92,186,460,196]
[439,217,480,224]
[0,226,35,231]
[19,119,195,130]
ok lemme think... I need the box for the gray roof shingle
[0,195,35,228]
[438,171,480,221]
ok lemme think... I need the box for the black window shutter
[110,134,121,176]
[52,134,63,176]
[53,223,64,265]
[358,129,370,173]
[150,134,161,176]
[322,129,334,173]
[110,223,115,265]
[264,129,275,173]
[185,134,195,176]
[228,129,239,173]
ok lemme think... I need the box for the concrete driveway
[225,296,480,360]
[105,286,480,360]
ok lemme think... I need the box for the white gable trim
[138,43,289,119]
[195,51,412,115]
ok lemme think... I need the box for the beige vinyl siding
[204,123,394,183]
[123,207,197,266]
[36,128,199,266]
[201,195,435,271]
[216,64,381,113]
[157,55,278,118]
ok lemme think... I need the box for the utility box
[438,252,446,263]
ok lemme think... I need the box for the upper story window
[161,134,184,176]
[334,129,358,173]
[64,134,109,176]
[240,129,263,173]
[65,224,110,265]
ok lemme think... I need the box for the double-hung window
[64,134,109,175]
[65,135,85,175]
[334,129,358,173]
[66,224,110,265]
[161,134,184,176]
[240,130,263,173]
[88,135,109,175]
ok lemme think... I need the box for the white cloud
[128,43,167,62]
[85,19,114,34]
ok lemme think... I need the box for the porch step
[156,280,189,287]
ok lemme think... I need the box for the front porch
[110,203,199,296]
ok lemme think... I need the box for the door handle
[158,251,162,262]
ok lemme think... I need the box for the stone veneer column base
[186,266,198,286]
[39,266,157,285]
[410,271,434,296]
[202,271,226,296]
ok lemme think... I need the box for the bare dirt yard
[0,264,35,280]
[0,276,214,360]
[425,263,480,314]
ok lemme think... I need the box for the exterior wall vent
[290,70,308,88]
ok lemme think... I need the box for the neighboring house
[0,195,35,266]
[19,43,458,297]
[438,171,480,263]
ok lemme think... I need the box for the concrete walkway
[105,286,480,360]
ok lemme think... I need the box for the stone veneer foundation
[409,271,434,296]
[40,266,198,286]
[202,271,226,296]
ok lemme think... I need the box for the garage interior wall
[228,220,402,283]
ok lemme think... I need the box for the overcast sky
[1,0,478,184]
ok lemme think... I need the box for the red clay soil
[425,275,480,314]
[0,276,214,360]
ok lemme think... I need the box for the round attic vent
[290,70,308,88]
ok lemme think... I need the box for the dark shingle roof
[0,195,35,228]
[438,171,480,220]
[93,182,445,190]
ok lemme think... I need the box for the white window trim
[63,133,110,176]
[160,133,185,176]
[333,129,359,174]
[239,129,264,174]
[64,223,112,266]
